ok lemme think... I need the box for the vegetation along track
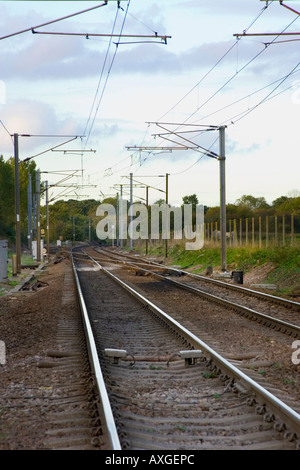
[72,246,300,450]
[90,246,300,335]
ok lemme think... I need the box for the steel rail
[123,263,300,338]
[85,250,300,441]
[71,253,121,450]
[96,246,300,310]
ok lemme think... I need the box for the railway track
[88,246,300,338]
[71,246,300,450]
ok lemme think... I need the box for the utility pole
[165,173,169,258]
[130,124,227,268]
[120,185,123,249]
[45,181,50,261]
[14,133,21,273]
[116,192,119,246]
[72,216,75,246]
[130,173,133,251]
[146,186,149,255]
[219,126,227,272]
[27,174,33,253]
[36,170,41,262]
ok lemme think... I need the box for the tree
[235,194,270,210]
[182,194,198,206]
[0,156,38,242]
[275,197,300,215]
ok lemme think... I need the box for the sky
[1,0,300,208]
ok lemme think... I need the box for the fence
[205,214,299,247]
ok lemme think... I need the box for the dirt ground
[0,258,71,449]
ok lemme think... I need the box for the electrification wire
[148,8,300,160]
[230,59,300,125]
[157,2,272,124]
[132,2,275,161]
[82,8,120,146]
[83,0,131,149]
[182,14,299,127]
[191,68,300,125]
[96,4,268,178]
[0,120,13,146]
[125,10,158,35]
[167,135,219,177]
[134,3,297,182]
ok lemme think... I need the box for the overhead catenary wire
[230,58,300,125]
[82,7,120,147]
[128,2,299,189]
[99,6,269,174]
[189,68,300,126]
[83,0,131,150]
[182,9,299,128]
[129,1,275,164]
[157,1,272,124]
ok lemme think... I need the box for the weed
[176,424,186,432]
[284,378,295,385]
[149,365,164,370]
[202,371,218,379]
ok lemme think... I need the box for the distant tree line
[0,155,38,243]
[205,193,300,233]
[0,154,299,246]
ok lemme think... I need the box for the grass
[132,240,300,297]
[7,252,36,277]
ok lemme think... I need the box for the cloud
[0,98,82,154]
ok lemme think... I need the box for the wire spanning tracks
[72,249,300,450]
[90,246,300,340]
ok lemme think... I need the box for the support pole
[120,185,123,249]
[45,181,50,261]
[165,173,169,258]
[130,173,133,251]
[72,216,75,246]
[146,186,149,255]
[36,170,41,262]
[116,192,119,246]
[27,174,33,253]
[219,126,226,272]
[14,133,21,273]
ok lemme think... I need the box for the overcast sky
[1,0,300,207]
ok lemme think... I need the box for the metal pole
[146,186,149,255]
[120,185,123,249]
[36,170,41,262]
[14,133,21,273]
[130,172,133,251]
[45,181,50,261]
[219,126,226,272]
[72,216,75,246]
[165,173,169,258]
[116,192,119,246]
[27,174,32,252]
